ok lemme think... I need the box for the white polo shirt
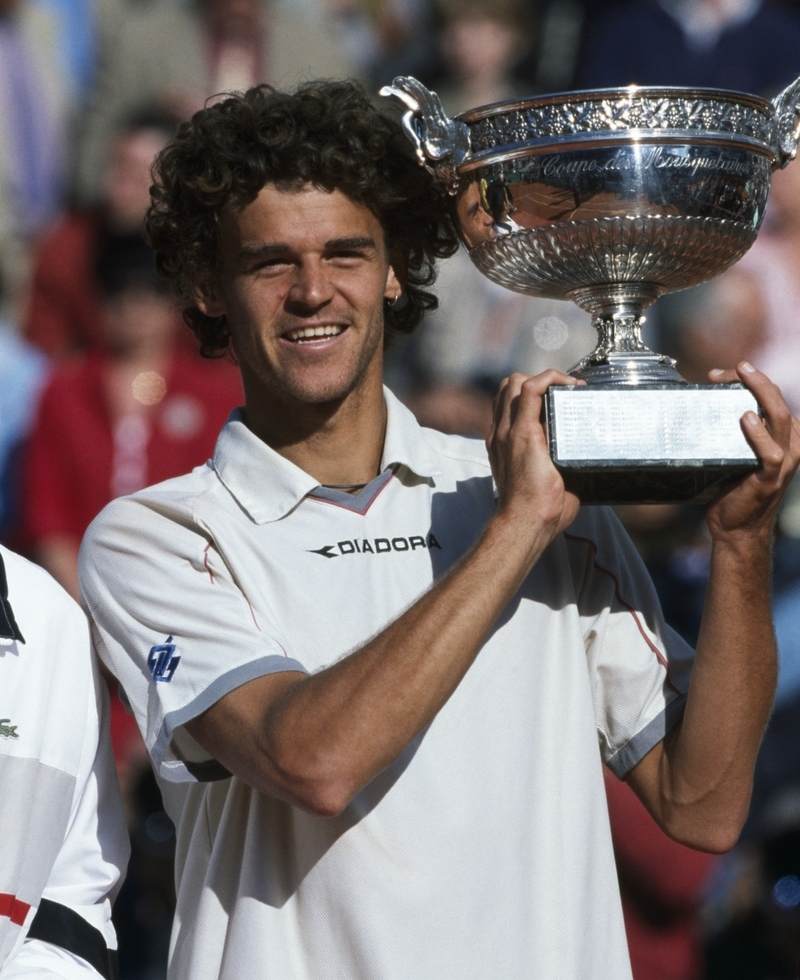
[79,389,694,980]
[0,546,129,977]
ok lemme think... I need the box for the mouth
[284,324,345,343]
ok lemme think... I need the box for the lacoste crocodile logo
[0,718,19,738]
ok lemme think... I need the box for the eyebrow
[237,236,379,262]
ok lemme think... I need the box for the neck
[244,383,388,488]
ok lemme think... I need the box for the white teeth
[287,325,343,342]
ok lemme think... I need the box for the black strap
[0,554,24,643]
[27,899,118,980]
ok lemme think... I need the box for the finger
[740,411,786,477]
[490,374,522,446]
[491,371,583,443]
[512,376,554,451]
[734,363,793,448]
[710,362,794,453]
[708,367,739,384]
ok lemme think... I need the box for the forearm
[632,533,777,851]
[628,363,799,851]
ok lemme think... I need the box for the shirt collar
[212,388,442,524]
[0,553,24,643]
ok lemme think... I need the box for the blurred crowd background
[2,0,800,976]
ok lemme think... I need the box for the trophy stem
[567,284,686,385]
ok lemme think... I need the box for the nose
[287,259,334,310]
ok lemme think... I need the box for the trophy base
[545,383,761,504]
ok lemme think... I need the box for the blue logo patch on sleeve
[147,635,181,683]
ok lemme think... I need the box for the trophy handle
[771,76,800,168]
[379,76,471,195]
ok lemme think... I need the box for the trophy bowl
[382,75,800,503]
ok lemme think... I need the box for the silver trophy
[381,75,800,503]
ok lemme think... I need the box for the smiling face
[199,183,402,435]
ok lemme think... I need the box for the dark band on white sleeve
[606,694,687,778]
[153,654,308,783]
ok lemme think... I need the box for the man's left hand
[706,362,800,543]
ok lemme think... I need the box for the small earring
[387,293,400,307]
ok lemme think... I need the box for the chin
[281,375,360,407]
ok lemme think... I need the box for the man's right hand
[487,370,583,552]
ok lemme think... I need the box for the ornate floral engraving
[465,94,775,156]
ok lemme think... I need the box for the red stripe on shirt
[0,893,31,926]
[563,531,682,695]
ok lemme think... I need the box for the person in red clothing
[604,769,718,980]
[23,111,177,360]
[21,234,242,600]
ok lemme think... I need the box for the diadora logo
[0,718,18,739]
[309,533,442,559]
[147,635,181,683]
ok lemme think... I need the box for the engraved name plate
[549,385,759,463]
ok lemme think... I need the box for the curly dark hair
[145,79,460,357]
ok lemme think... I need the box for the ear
[194,281,226,318]
[384,263,403,302]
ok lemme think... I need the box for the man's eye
[252,258,290,272]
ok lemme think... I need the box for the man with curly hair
[78,80,800,979]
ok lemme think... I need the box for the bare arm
[187,371,582,815]
[627,362,800,852]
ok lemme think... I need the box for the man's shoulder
[88,463,219,531]
[416,425,492,473]
[0,547,92,693]
[0,545,82,618]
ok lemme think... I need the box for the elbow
[660,808,747,855]
[297,786,354,819]
[279,772,358,819]
[262,740,362,818]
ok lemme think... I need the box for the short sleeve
[78,494,308,784]
[564,507,695,777]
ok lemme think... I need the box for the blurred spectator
[575,0,800,95]
[0,318,47,548]
[657,265,767,386]
[704,790,800,979]
[321,0,439,91]
[0,0,72,316]
[616,147,800,978]
[604,769,718,980]
[728,159,800,415]
[395,246,595,437]
[31,0,126,106]
[504,0,626,94]
[73,0,356,204]
[20,235,242,601]
[24,111,175,361]
[657,154,800,414]
[433,0,533,115]
[671,503,800,979]
[521,0,592,93]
